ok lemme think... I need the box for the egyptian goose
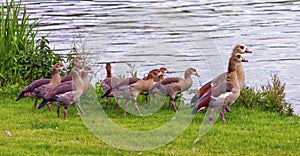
[149,68,199,112]
[112,69,162,116]
[16,62,67,109]
[38,66,93,113]
[38,65,84,119]
[61,56,84,83]
[36,56,83,105]
[33,63,67,98]
[101,63,120,107]
[190,44,251,112]
[191,53,247,123]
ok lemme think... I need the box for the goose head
[159,67,170,74]
[83,66,94,75]
[233,53,248,63]
[147,69,162,79]
[53,62,67,72]
[232,44,252,54]
[72,55,84,67]
[71,65,83,74]
[185,67,200,77]
[228,53,248,73]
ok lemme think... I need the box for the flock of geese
[16,44,251,123]
[16,57,93,119]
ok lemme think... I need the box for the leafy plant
[236,74,293,116]
[31,35,64,79]
[260,74,293,116]
[125,63,138,78]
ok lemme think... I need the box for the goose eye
[240,45,244,50]
[236,55,241,59]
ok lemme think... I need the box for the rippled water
[8,0,300,115]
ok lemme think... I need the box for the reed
[0,0,37,86]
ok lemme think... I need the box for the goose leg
[123,99,129,116]
[33,99,38,109]
[208,108,215,124]
[115,101,119,108]
[105,97,109,108]
[170,97,177,112]
[76,100,85,115]
[133,99,142,116]
[168,97,173,110]
[57,106,61,118]
[220,111,227,123]
[47,103,53,112]
[64,106,68,120]
[224,106,232,113]
[145,94,149,103]
[115,98,119,108]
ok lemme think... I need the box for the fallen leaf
[193,137,203,144]
[5,130,12,137]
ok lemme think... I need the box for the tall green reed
[0,0,37,86]
[0,0,66,87]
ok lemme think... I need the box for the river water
[7,0,300,115]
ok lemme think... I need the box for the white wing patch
[211,92,232,100]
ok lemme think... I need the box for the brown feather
[23,79,51,93]
[44,81,73,99]
[61,74,72,83]
[160,77,180,85]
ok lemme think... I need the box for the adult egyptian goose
[112,69,162,116]
[33,63,67,98]
[61,56,84,83]
[190,44,251,112]
[149,68,199,112]
[38,65,84,119]
[191,53,247,123]
[101,63,120,107]
[16,62,67,109]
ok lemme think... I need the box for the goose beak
[245,48,252,53]
[62,67,68,71]
[165,70,171,74]
[195,72,200,77]
[242,57,249,62]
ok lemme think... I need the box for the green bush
[0,0,65,87]
[236,74,293,116]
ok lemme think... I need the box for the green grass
[1,95,299,155]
